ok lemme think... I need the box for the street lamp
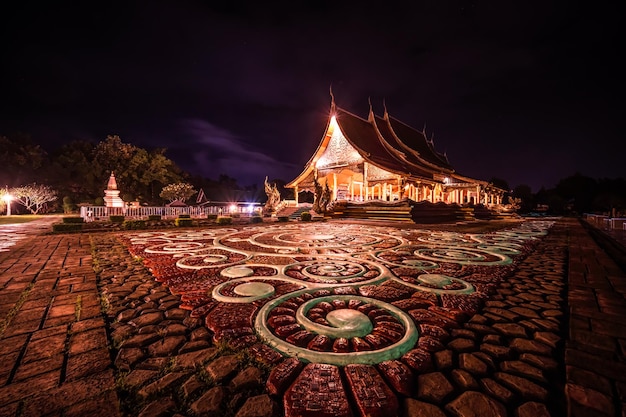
[2,193,12,216]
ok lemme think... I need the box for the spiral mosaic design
[121,220,555,365]
[256,292,418,365]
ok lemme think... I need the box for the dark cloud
[1,0,623,191]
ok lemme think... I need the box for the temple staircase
[331,201,413,222]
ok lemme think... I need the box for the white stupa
[104,172,124,208]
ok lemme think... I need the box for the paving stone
[480,343,512,360]
[115,347,145,372]
[404,398,446,417]
[129,311,164,328]
[284,363,351,417]
[519,353,558,371]
[65,348,111,382]
[181,375,204,398]
[448,338,476,352]
[566,383,615,416]
[417,372,454,404]
[190,386,225,414]
[446,391,507,417]
[482,334,503,345]
[500,360,545,382]
[231,366,263,391]
[451,369,479,390]
[534,331,561,348]
[137,372,189,399]
[514,401,551,417]
[509,307,540,318]
[266,357,304,396]
[459,353,488,376]
[119,333,161,348]
[509,338,553,356]
[377,360,414,397]
[480,378,515,404]
[236,394,277,417]
[12,355,63,382]
[344,364,398,417]
[173,347,218,370]
[124,369,159,389]
[494,372,548,401]
[434,349,454,370]
[206,354,239,382]
[492,323,528,338]
[137,397,176,417]
[164,308,187,320]
[147,335,186,356]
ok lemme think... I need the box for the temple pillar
[333,173,337,200]
[295,185,299,205]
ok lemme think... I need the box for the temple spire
[383,99,389,119]
[329,84,336,113]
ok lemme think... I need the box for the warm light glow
[3,193,12,216]
[404,185,409,190]
[229,204,237,213]
[315,116,363,169]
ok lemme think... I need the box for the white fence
[80,203,263,220]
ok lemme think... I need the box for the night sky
[1,1,623,192]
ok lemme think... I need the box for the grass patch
[0,215,42,225]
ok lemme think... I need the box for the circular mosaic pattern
[414,246,512,266]
[284,258,387,285]
[256,293,418,365]
[176,247,250,270]
[397,273,474,295]
[121,220,556,369]
[372,246,440,270]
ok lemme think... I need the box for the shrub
[207,214,218,220]
[277,216,289,222]
[148,215,162,221]
[62,217,84,224]
[231,213,241,219]
[217,216,232,225]
[178,214,191,219]
[110,215,125,223]
[123,220,146,230]
[62,196,74,214]
[300,212,312,221]
[175,218,193,227]
[52,223,83,233]
[249,216,263,224]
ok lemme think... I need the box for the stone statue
[264,176,281,213]
[313,177,332,214]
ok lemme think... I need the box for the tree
[159,183,196,203]
[12,183,58,214]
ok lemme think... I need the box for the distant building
[286,97,505,206]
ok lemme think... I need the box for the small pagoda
[104,172,124,208]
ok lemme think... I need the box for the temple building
[286,98,505,209]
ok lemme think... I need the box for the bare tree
[12,183,58,214]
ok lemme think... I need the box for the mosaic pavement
[117,220,558,416]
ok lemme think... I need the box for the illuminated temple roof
[287,98,486,189]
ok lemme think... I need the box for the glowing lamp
[229,204,237,213]
[3,193,12,216]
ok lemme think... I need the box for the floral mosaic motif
[121,221,554,368]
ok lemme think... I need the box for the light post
[2,193,12,216]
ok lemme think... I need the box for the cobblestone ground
[95,219,566,417]
[0,217,623,417]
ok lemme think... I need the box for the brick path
[0,217,624,416]
[567,219,626,417]
[0,218,120,417]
